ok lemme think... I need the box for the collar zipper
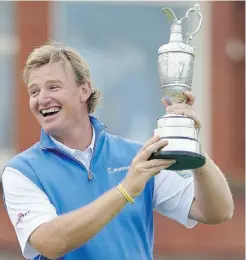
[41,147,92,180]
[40,125,106,181]
[87,125,106,180]
[88,170,93,180]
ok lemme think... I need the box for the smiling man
[2,43,234,260]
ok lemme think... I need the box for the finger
[184,91,195,106]
[139,139,169,161]
[165,107,202,129]
[166,103,190,112]
[161,97,171,108]
[142,159,176,169]
[147,164,174,176]
[140,135,161,152]
[166,106,195,116]
[175,110,201,129]
[183,110,202,129]
[134,135,162,162]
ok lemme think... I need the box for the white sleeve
[153,170,198,228]
[2,167,58,259]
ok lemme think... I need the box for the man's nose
[38,90,52,106]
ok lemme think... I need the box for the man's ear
[80,82,92,103]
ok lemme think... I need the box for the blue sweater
[6,117,155,260]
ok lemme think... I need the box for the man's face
[28,61,87,136]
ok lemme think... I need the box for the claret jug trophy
[150,4,206,171]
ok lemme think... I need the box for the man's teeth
[41,107,61,115]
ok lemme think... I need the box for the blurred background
[0,1,244,260]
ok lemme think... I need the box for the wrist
[120,179,136,198]
[117,183,135,204]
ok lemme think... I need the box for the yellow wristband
[117,184,135,204]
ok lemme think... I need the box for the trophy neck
[169,23,183,42]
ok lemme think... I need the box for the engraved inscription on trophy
[179,62,185,79]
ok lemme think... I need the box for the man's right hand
[122,135,176,198]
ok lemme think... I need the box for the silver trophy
[150,4,206,170]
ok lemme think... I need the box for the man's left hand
[162,91,202,130]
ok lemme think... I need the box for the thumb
[161,97,171,108]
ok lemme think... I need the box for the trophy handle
[183,4,202,44]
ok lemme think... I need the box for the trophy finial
[162,7,183,43]
[162,8,178,24]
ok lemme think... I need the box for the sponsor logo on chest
[107,165,130,174]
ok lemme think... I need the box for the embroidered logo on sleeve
[16,210,30,227]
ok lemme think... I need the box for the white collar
[49,126,95,156]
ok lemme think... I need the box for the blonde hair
[23,42,101,114]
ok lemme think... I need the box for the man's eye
[50,85,59,91]
[30,90,39,97]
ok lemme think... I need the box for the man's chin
[40,115,61,134]
[41,124,61,137]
